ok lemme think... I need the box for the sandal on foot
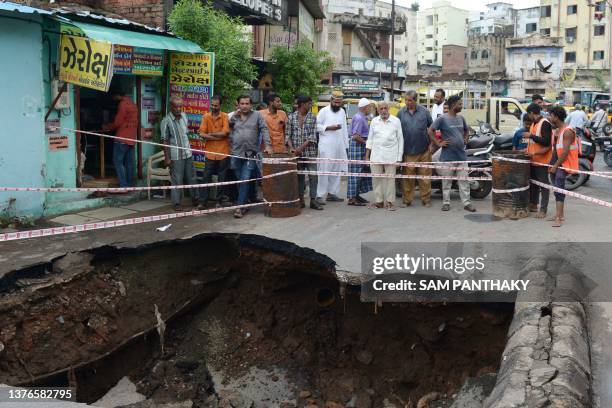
[233,209,244,219]
[348,199,366,206]
[369,202,384,209]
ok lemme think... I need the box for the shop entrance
[77,76,136,187]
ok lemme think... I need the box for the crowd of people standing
[152,88,579,226]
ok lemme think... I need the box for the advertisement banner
[113,45,164,76]
[351,57,406,78]
[341,75,380,92]
[59,35,114,92]
[168,52,215,169]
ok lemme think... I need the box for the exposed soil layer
[131,251,512,407]
[0,234,511,407]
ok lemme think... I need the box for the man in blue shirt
[397,90,433,207]
[428,95,476,213]
[347,98,373,206]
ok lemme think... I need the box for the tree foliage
[269,41,334,105]
[411,2,420,11]
[168,0,257,110]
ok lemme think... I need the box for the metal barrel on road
[262,153,301,218]
[492,152,530,219]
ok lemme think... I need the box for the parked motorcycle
[430,124,495,199]
[547,127,596,190]
[595,122,612,152]
[604,144,612,167]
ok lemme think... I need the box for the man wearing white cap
[315,90,349,203]
[346,98,373,206]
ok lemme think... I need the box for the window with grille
[594,50,605,60]
[541,5,551,17]
[481,50,489,59]
[565,52,576,63]
[526,23,537,33]
[567,5,577,14]
[594,25,605,36]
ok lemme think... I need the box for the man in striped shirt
[160,96,199,211]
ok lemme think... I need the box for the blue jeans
[230,157,256,205]
[113,142,134,188]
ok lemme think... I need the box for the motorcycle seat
[494,133,514,146]
[466,134,491,149]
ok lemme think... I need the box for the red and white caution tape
[0,170,296,193]
[0,199,298,242]
[492,155,612,179]
[297,159,492,172]
[297,170,492,181]
[530,179,612,208]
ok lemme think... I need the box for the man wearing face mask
[315,90,349,204]
[346,98,373,206]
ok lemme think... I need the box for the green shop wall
[41,18,84,215]
[0,13,47,218]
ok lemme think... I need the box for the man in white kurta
[316,91,349,203]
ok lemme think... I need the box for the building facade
[468,2,514,35]
[374,1,418,75]
[467,34,506,76]
[505,34,564,100]
[418,1,470,67]
[441,45,467,75]
[514,6,540,37]
[539,0,611,70]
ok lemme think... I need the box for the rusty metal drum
[492,152,530,219]
[262,154,301,218]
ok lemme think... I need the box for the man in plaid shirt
[285,94,323,210]
[347,98,373,206]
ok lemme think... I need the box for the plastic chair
[146,151,171,199]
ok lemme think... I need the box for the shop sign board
[168,52,215,169]
[113,45,164,76]
[341,75,380,92]
[351,57,406,78]
[45,119,69,151]
[59,34,114,92]
[223,0,284,22]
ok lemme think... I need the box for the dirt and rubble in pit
[130,248,513,408]
[0,235,512,407]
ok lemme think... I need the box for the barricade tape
[0,170,296,193]
[491,185,530,194]
[0,199,298,242]
[58,127,489,166]
[492,155,612,179]
[297,170,492,181]
[297,160,492,172]
[530,179,612,208]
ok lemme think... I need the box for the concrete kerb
[483,256,592,408]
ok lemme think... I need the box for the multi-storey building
[539,0,611,70]
[514,6,540,37]
[467,34,507,76]
[375,1,418,75]
[418,1,470,67]
[468,2,514,35]
[505,34,564,99]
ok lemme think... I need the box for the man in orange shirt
[260,93,288,153]
[198,95,231,209]
[103,90,138,188]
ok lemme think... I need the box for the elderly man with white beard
[315,90,349,204]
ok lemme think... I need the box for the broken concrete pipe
[316,287,336,307]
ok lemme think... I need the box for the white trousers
[371,163,397,203]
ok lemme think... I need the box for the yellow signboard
[169,53,212,86]
[59,35,114,92]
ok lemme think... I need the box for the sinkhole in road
[0,234,513,407]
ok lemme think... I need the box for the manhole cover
[464,214,503,222]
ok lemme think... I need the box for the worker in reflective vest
[547,106,579,228]
[524,102,553,218]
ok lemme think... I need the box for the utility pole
[608,2,612,105]
[390,0,395,100]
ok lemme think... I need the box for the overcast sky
[385,0,540,12]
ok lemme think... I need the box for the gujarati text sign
[169,52,215,169]
[114,45,164,76]
[59,35,114,92]
[168,52,214,132]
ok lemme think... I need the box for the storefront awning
[67,21,203,53]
